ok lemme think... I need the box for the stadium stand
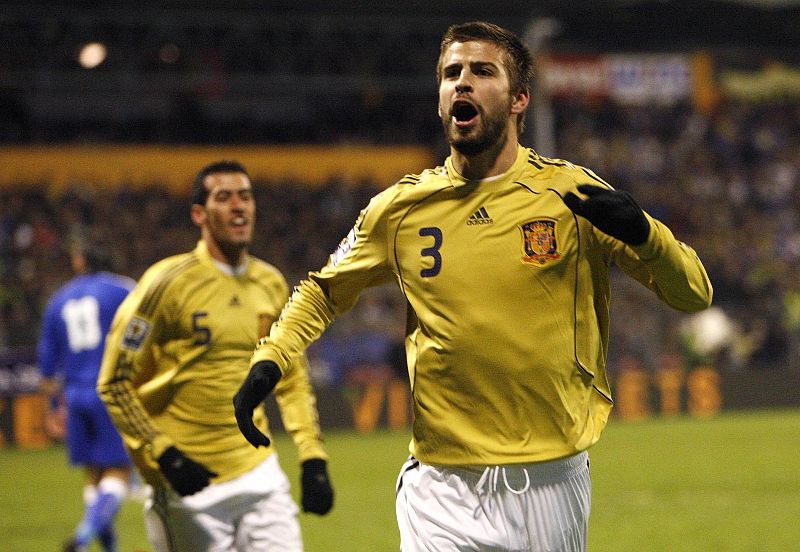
[2,1,800,433]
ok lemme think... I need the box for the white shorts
[144,453,302,552]
[396,452,591,552]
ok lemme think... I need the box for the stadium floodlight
[77,42,107,69]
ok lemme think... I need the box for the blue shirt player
[37,242,135,552]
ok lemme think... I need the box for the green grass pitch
[1,408,798,551]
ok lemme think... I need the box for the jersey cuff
[250,346,288,374]
[296,446,329,464]
[147,434,175,459]
[630,213,660,261]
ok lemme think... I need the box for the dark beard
[442,103,509,156]
[217,238,249,266]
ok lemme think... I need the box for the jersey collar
[195,240,249,277]
[445,144,530,189]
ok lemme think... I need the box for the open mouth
[452,101,479,125]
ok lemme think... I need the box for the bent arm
[251,192,396,373]
[612,214,713,312]
[97,292,175,460]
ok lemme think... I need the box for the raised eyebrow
[470,61,498,72]
[443,60,498,76]
[211,186,251,197]
[442,61,463,74]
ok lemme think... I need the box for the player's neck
[451,133,519,180]
[206,239,247,270]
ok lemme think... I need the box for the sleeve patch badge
[520,219,561,266]
[122,316,151,351]
[329,226,358,267]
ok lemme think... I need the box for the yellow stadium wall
[0,145,437,193]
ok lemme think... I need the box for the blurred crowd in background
[2,1,800,389]
[557,99,800,374]
[0,173,407,386]
[3,97,799,383]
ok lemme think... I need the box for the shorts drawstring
[474,465,532,519]
[471,453,587,520]
[477,466,532,495]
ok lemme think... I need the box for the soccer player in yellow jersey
[234,22,713,552]
[98,161,333,552]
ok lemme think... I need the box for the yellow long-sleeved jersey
[253,146,712,466]
[98,241,326,487]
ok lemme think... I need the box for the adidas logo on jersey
[229,295,241,306]
[467,206,493,225]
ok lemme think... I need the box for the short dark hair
[190,160,250,206]
[71,239,114,272]
[84,244,114,272]
[438,21,534,132]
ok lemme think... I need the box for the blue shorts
[65,387,131,467]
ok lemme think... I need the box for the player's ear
[190,204,206,227]
[511,89,529,115]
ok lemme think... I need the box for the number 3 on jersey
[419,227,442,277]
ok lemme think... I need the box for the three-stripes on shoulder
[137,255,200,317]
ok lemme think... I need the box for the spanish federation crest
[520,219,561,265]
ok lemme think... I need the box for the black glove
[233,360,282,447]
[157,446,218,496]
[301,458,334,515]
[562,184,651,246]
